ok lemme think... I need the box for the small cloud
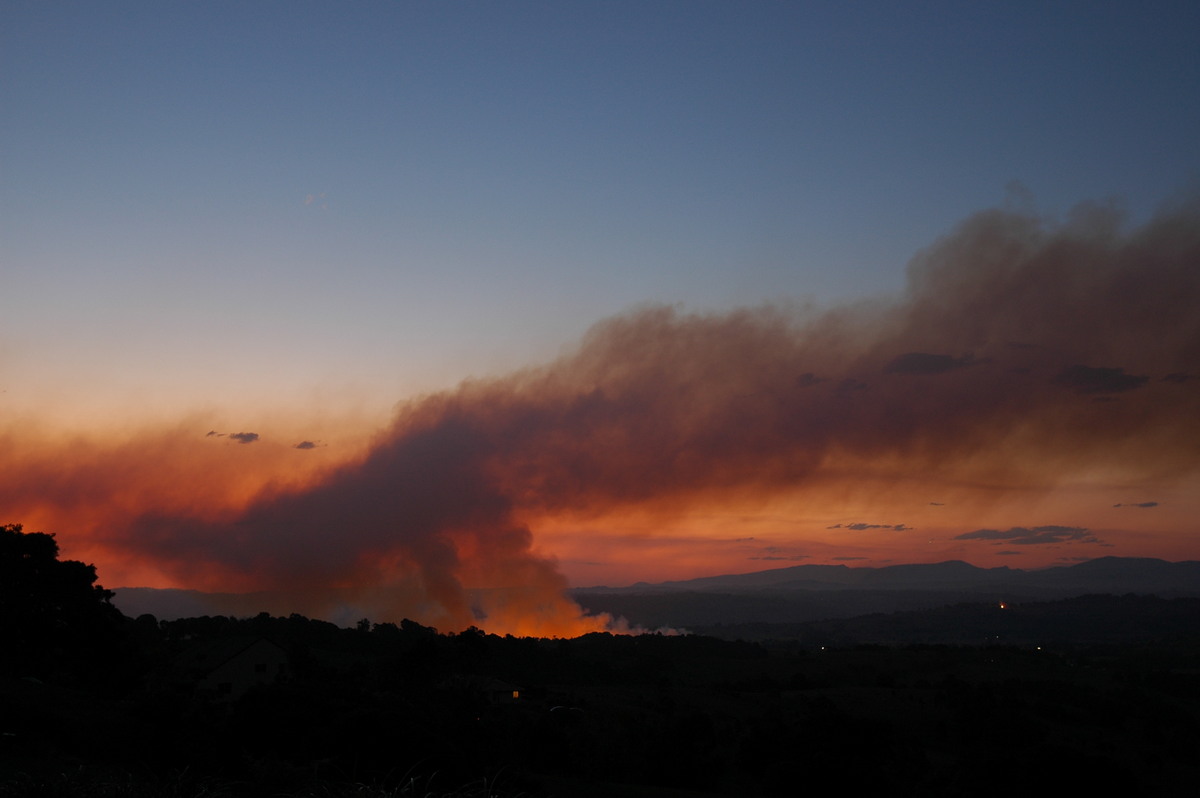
[293,440,319,450]
[829,522,911,531]
[229,432,260,444]
[1113,501,1158,508]
[795,372,827,388]
[1054,365,1149,394]
[885,352,978,375]
[205,430,225,438]
[954,525,1099,545]
[929,502,945,506]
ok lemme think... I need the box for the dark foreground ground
[4,598,1200,797]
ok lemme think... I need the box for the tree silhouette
[1,523,124,680]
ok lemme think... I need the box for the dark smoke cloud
[294,440,318,450]
[105,197,1200,631]
[229,432,259,444]
[1113,501,1159,508]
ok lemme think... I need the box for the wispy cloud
[954,525,1100,545]
[1054,365,1149,394]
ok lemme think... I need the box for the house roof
[172,635,288,678]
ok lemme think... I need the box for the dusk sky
[3,2,1199,634]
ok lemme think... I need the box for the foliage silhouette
[0,523,125,682]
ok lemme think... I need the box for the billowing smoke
[6,198,1200,633]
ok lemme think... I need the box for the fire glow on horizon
[3,199,1199,635]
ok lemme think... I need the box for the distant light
[998,602,1007,609]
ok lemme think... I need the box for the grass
[0,766,233,798]
[0,766,529,798]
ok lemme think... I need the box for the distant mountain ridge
[579,557,1200,596]
[113,557,1200,631]
[565,557,1200,632]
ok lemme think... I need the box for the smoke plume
[5,198,1199,634]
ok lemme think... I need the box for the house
[439,674,523,706]
[175,636,291,701]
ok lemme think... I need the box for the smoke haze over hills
[7,199,1200,634]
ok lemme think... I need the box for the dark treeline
[4,524,1200,797]
[690,593,1200,646]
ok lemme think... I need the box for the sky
[3,1,1199,634]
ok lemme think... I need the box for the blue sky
[4,1,1199,416]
